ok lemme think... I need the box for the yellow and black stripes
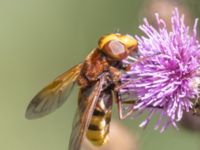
[86,97,112,146]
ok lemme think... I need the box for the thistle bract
[120,8,200,132]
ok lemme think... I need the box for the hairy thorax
[77,49,122,89]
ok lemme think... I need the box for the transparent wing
[68,76,106,150]
[25,64,83,119]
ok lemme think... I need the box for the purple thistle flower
[120,8,200,132]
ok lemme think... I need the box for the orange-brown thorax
[82,50,109,82]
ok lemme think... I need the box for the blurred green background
[1,0,200,150]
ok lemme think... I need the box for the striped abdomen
[86,93,112,146]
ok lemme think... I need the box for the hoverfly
[25,33,138,150]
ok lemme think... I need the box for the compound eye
[120,35,138,54]
[102,40,128,60]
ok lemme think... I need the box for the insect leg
[113,91,136,120]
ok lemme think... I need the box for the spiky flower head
[120,8,200,132]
